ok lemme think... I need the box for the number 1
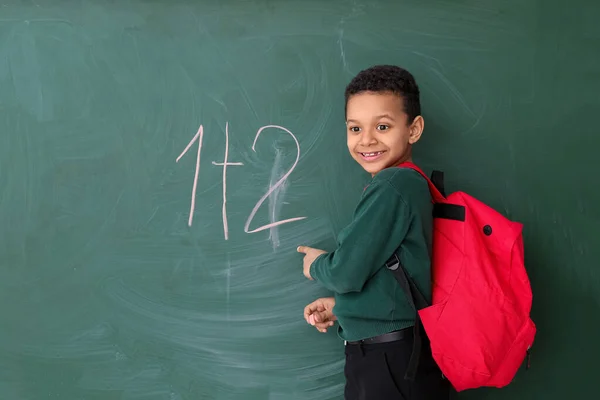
[176,125,204,227]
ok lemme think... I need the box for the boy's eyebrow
[346,114,395,124]
[375,114,395,120]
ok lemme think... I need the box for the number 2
[244,125,306,233]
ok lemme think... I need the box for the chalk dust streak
[267,148,286,248]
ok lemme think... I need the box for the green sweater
[310,167,433,342]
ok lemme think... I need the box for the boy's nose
[359,130,377,146]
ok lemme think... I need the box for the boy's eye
[349,126,360,132]
[377,124,389,131]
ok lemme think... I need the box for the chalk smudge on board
[268,147,287,249]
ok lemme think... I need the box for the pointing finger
[297,246,309,254]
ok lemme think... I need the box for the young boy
[297,65,450,399]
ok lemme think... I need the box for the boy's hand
[297,246,326,280]
[304,297,337,333]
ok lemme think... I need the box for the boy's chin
[352,154,395,175]
[358,161,387,176]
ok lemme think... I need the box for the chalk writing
[176,123,306,239]
[244,125,306,233]
[176,124,204,227]
[212,122,244,240]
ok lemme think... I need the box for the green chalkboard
[1,0,598,399]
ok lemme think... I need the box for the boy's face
[345,91,423,176]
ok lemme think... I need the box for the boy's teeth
[362,152,382,156]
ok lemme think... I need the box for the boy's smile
[345,91,424,176]
[358,150,386,162]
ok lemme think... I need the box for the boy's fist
[297,245,326,280]
[304,297,337,333]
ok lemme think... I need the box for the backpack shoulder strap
[385,161,443,381]
[385,254,430,381]
[385,254,429,309]
[430,170,446,197]
[396,162,446,203]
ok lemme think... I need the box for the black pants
[343,334,451,399]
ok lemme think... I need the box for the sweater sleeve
[309,178,411,293]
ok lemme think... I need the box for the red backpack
[386,162,536,392]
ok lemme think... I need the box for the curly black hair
[344,65,421,123]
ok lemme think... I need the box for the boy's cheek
[346,141,355,155]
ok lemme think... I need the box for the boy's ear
[408,115,424,144]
